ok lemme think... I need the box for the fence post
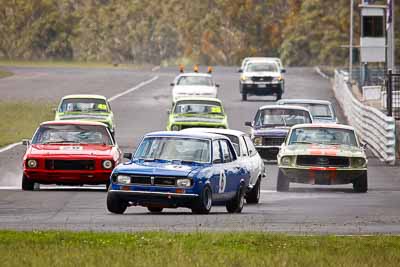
[387,69,393,117]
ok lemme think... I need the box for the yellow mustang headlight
[351,157,367,168]
[280,156,294,166]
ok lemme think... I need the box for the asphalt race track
[1,66,400,234]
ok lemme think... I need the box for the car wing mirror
[167,109,171,114]
[123,153,132,160]
[281,68,286,73]
[244,121,252,127]
[216,84,220,88]
[361,143,368,150]
[170,83,175,86]
[238,69,243,73]
[21,139,30,146]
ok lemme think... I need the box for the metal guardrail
[334,70,396,165]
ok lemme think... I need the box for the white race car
[182,128,266,204]
[171,72,219,102]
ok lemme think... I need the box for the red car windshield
[32,124,113,145]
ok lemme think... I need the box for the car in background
[166,97,228,130]
[245,105,313,160]
[239,57,286,73]
[182,128,266,203]
[55,94,116,136]
[277,99,338,124]
[171,72,219,102]
[277,124,368,192]
[107,131,250,214]
[21,121,122,190]
[239,60,285,101]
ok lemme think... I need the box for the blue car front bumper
[109,186,199,208]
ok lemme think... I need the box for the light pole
[391,0,395,70]
[349,0,354,82]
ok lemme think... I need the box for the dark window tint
[362,16,384,37]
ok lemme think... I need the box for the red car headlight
[102,160,113,169]
[26,159,38,168]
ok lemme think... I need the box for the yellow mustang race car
[277,123,368,193]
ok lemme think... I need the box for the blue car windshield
[288,127,357,146]
[134,137,211,163]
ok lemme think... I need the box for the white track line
[108,75,159,102]
[0,142,21,153]
[314,66,330,80]
[261,190,277,194]
[151,66,160,72]
[0,76,159,153]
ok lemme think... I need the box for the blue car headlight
[117,175,131,184]
[176,178,191,187]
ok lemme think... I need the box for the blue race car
[106,131,250,214]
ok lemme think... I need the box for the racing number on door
[218,170,226,193]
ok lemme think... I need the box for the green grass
[0,231,399,267]
[0,69,13,78]
[0,102,54,147]
[0,60,151,70]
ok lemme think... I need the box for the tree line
[0,0,398,66]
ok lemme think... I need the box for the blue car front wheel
[191,186,212,214]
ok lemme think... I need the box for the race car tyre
[191,186,212,214]
[353,171,368,193]
[22,175,34,191]
[276,169,289,192]
[226,184,245,213]
[147,207,163,213]
[107,192,127,214]
[242,93,247,101]
[245,177,261,204]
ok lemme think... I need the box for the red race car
[22,121,122,190]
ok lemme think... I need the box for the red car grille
[45,160,95,170]
[296,156,350,167]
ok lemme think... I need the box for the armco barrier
[334,70,396,165]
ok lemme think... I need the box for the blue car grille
[130,175,177,186]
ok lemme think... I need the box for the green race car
[55,94,116,135]
[167,97,228,130]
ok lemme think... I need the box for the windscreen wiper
[42,140,77,144]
